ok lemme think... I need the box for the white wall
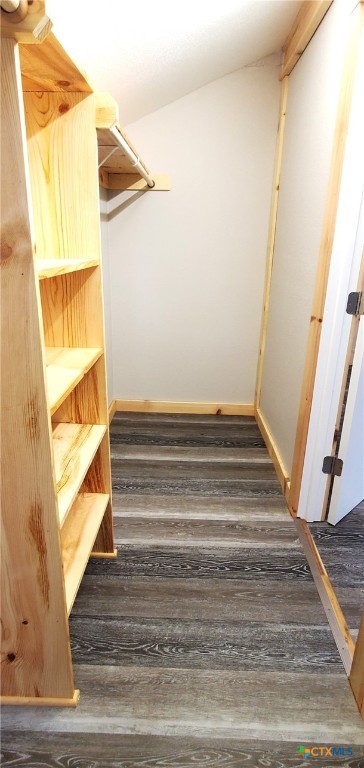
[99,186,113,404]
[106,61,280,403]
[259,0,348,476]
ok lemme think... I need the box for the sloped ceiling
[48,0,302,125]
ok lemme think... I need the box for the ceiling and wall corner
[46,0,301,125]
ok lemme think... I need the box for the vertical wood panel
[255,77,288,408]
[281,1,332,78]
[350,612,364,718]
[0,39,74,701]
[24,91,100,262]
[40,269,105,348]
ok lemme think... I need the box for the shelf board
[53,423,107,526]
[47,366,83,415]
[19,32,94,93]
[45,347,102,372]
[37,258,99,280]
[61,493,109,614]
[46,347,103,414]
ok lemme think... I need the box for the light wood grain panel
[281,1,333,78]
[61,493,109,613]
[82,436,115,555]
[45,347,102,371]
[289,3,364,515]
[350,613,364,718]
[37,258,99,279]
[96,128,118,147]
[103,172,171,191]
[52,423,106,526]
[255,407,290,502]
[0,38,74,701]
[46,348,103,414]
[95,92,119,128]
[24,91,99,261]
[26,87,115,559]
[255,77,288,408]
[1,691,80,708]
[19,31,93,90]
[57,358,114,555]
[114,400,255,416]
[53,356,108,426]
[98,146,141,173]
[295,519,355,674]
[108,399,117,424]
[40,271,105,348]
[47,365,84,414]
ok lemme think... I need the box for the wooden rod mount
[0,0,52,42]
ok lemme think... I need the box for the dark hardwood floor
[1,412,363,766]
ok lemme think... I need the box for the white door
[296,14,364,523]
[327,321,364,525]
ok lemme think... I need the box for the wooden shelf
[61,493,109,614]
[19,32,94,93]
[1,30,115,706]
[45,347,103,414]
[37,258,99,280]
[53,423,107,526]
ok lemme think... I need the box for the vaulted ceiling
[47,0,302,125]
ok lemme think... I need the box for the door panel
[328,322,364,525]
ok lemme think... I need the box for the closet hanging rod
[109,124,155,188]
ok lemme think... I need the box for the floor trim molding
[255,407,290,502]
[108,399,117,424]
[113,399,255,416]
[294,518,355,675]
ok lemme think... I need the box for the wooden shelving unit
[52,422,107,525]
[1,5,116,707]
[37,258,99,280]
[46,348,103,413]
[61,493,110,614]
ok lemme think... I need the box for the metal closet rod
[109,124,155,189]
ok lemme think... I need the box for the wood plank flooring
[1,412,363,766]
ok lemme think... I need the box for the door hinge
[322,456,343,476]
[346,291,364,316]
